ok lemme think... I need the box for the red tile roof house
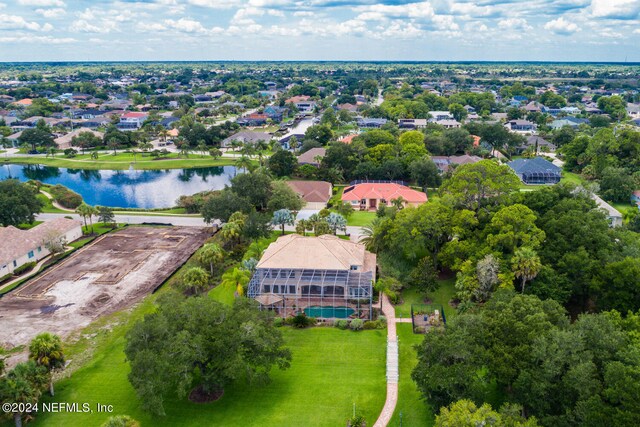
[341,182,428,211]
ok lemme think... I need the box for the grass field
[394,278,457,320]
[19,237,387,427]
[347,211,377,226]
[37,193,70,214]
[4,152,239,171]
[389,323,432,427]
[30,311,386,427]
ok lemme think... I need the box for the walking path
[373,293,399,427]
[40,190,75,212]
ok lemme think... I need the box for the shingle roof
[286,180,332,203]
[0,218,82,265]
[297,147,326,165]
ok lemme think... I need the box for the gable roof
[0,218,82,265]
[341,183,427,204]
[297,147,326,165]
[256,234,374,272]
[54,128,104,148]
[286,180,332,203]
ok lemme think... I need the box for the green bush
[348,414,366,427]
[363,320,378,330]
[335,319,349,330]
[0,273,12,284]
[273,317,285,327]
[13,261,37,276]
[289,313,315,328]
[49,184,83,209]
[349,318,364,331]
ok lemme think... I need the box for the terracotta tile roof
[13,98,33,106]
[286,180,332,203]
[339,134,358,144]
[256,234,375,272]
[341,183,427,204]
[285,95,311,104]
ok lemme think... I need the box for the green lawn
[394,278,457,320]
[389,323,433,427]
[347,211,377,226]
[31,317,386,427]
[37,193,69,214]
[4,152,238,171]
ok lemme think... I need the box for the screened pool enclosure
[248,267,374,320]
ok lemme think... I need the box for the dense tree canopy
[0,179,43,227]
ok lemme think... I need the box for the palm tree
[159,127,168,143]
[359,218,383,252]
[139,142,153,152]
[87,205,98,234]
[511,246,542,294]
[234,155,252,174]
[179,267,210,295]
[254,140,269,166]
[197,140,208,157]
[107,138,120,156]
[220,267,250,297]
[220,221,241,246]
[1,361,48,427]
[91,150,99,160]
[197,243,224,276]
[47,147,56,158]
[75,203,91,232]
[390,196,407,210]
[28,332,65,396]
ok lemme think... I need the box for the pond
[0,164,236,209]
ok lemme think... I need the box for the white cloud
[69,19,116,33]
[293,11,313,17]
[591,0,640,19]
[498,18,532,30]
[137,22,167,32]
[0,13,45,31]
[17,0,64,6]
[187,0,240,9]
[35,8,66,18]
[544,17,580,34]
[0,35,74,43]
[164,18,208,33]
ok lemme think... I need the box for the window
[350,265,359,271]
[37,246,42,252]
[13,260,17,267]
[349,287,369,298]
[289,285,295,294]
[28,251,34,259]
[263,285,271,293]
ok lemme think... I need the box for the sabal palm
[75,203,91,231]
[221,221,241,245]
[28,332,65,396]
[234,155,252,174]
[197,243,224,275]
[512,246,542,294]
[359,219,382,252]
[221,268,250,297]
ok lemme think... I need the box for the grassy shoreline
[4,153,239,170]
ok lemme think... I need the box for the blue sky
[0,0,639,62]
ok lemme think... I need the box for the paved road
[37,212,209,227]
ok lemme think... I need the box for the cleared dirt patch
[0,226,209,349]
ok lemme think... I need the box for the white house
[117,112,148,130]
[428,111,454,121]
[0,218,82,277]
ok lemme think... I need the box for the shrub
[13,261,37,276]
[335,319,349,330]
[49,184,83,209]
[363,321,378,330]
[0,273,12,284]
[290,313,315,328]
[349,319,364,331]
[273,317,284,327]
[348,414,366,427]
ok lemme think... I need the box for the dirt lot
[0,226,210,349]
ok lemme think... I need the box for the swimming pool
[304,306,355,319]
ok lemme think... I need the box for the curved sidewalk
[373,293,399,427]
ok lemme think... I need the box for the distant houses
[431,155,483,173]
[591,194,623,227]
[221,130,272,148]
[504,119,537,134]
[356,117,387,128]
